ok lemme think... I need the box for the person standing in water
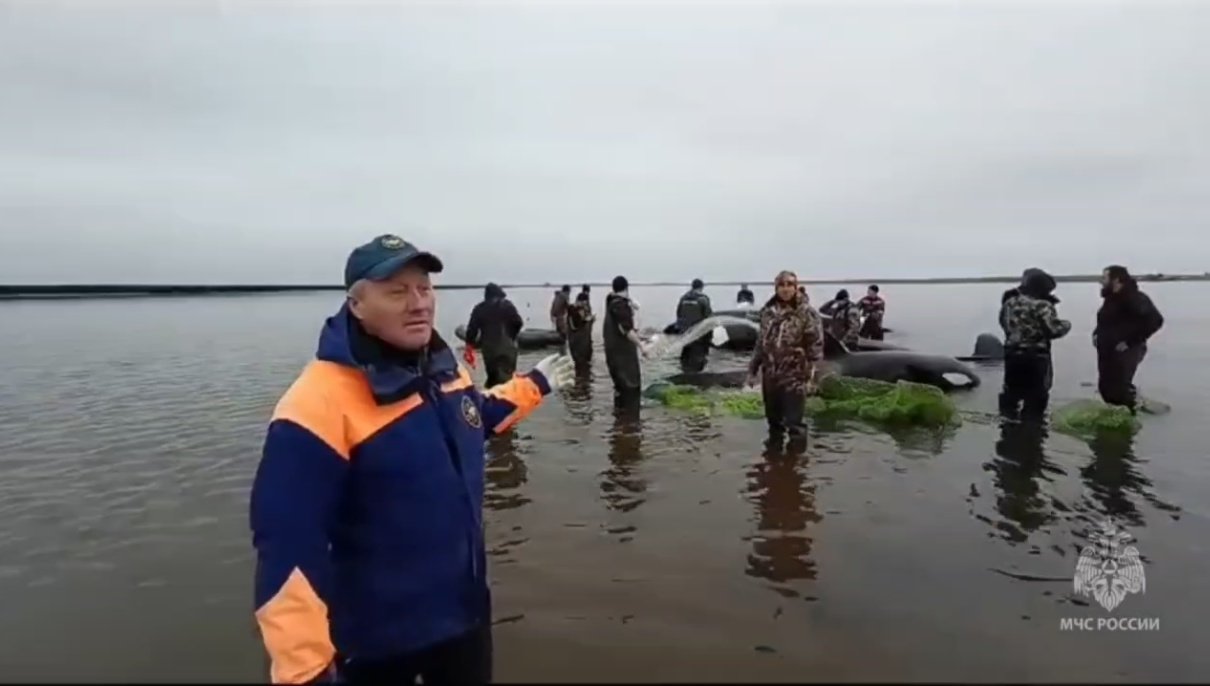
[998,268,1071,420]
[736,283,755,305]
[820,288,861,349]
[464,282,524,388]
[550,285,571,340]
[603,275,649,401]
[566,290,595,376]
[249,235,573,685]
[857,284,885,340]
[1094,265,1164,413]
[747,270,824,445]
[675,278,714,373]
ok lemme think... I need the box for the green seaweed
[1050,399,1142,438]
[645,376,960,429]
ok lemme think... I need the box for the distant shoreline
[1,272,1206,300]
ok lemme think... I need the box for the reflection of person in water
[744,438,821,588]
[600,396,646,513]
[485,430,530,512]
[990,421,1063,542]
[1081,431,1154,528]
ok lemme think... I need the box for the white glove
[533,353,575,391]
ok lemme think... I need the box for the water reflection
[744,437,821,593]
[561,371,596,426]
[599,395,646,514]
[987,420,1064,543]
[1079,432,1154,528]
[485,430,530,512]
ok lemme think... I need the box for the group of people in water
[997,264,1164,420]
[461,272,889,446]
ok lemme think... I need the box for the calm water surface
[1,282,1208,682]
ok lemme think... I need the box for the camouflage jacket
[999,292,1072,353]
[826,299,861,347]
[748,295,825,391]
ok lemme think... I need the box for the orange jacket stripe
[482,372,546,433]
[255,568,336,684]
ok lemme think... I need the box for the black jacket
[675,290,713,331]
[1095,281,1164,350]
[603,293,637,353]
[466,294,523,355]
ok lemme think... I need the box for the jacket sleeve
[251,408,348,685]
[819,300,836,316]
[465,304,483,348]
[803,307,825,363]
[610,298,636,336]
[1038,302,1072,340]
[748,311,768,376]
[506,302,524,339]
[479,370,551,435]
[1126,292,1164,346]
[702,295,713,319]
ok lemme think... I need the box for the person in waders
[1094,265,1164,413]
[603,275,649,404]
[566,290,595,377]
[675,278,713,373]
[857,284,885,340]
[747,270,824,448]
[998,268,1071,420]
[550,285,571,341]
[465,282,525,388]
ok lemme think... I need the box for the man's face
[867,287,877,298]
[775,273,798,301]
[1100,269,1120,295]
[349,265,436,350]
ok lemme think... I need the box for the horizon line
[0,270,1206,300]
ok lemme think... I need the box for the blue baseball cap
[344,234,444,288]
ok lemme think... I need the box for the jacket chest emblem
[461,395,483,429]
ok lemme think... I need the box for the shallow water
[1,282,1207,682]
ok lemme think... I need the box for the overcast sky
[1,1,1208,284]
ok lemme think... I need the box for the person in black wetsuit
[465,282,524,388]
[1094,265,1164,413]
[736,283,755,305]
[603,275,649,401]
[566,290,595,376]
[675,278,713,373]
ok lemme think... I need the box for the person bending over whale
[746,270,824,446]
[998,268,1071,420]
[465,282,524,388]
[1094,265,1164,413]
[820,288,861,349]
[675,278,713,373]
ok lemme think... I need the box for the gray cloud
[1,2,1208,284]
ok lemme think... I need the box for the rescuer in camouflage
[820,288,862,349]
[747,270,825,443]
[998,268,1071,419]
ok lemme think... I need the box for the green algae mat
[1050,399,1143,438]
[644,376,961,429]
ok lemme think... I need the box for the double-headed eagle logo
[1073,520,1146,612]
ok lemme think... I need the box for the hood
[1019,268,1059,303]
[484,282,505,300]
[317,304,460,404]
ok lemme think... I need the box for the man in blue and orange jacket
[250,234,573,685]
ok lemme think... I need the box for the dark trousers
[340,624,493,685]
[483,353,517,389]
[606,347,642,395]
[999,351,1053,420]
[1097,344,1147,411]
[859,318,883,341]
[568,329,593,376]
[762,383,807,440]
[679,339,710,373]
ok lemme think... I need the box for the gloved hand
[462,344,478,369]
[1114,341,1130,353]
[533,353,575,390]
